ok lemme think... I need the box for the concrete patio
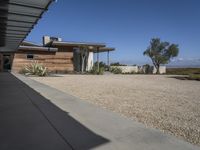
[0,72,199,150]
[0,73,108,150]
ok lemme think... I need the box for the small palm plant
[20,61,48,76]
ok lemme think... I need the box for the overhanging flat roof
[21,41,42,47]
[47,40,115,53]
[18,43,114,53]
[96,47,115,53]
[0,0,54,52]
[18,45,58,52]
[50,41,106,47]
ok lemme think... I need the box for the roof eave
[0,0,55,52]
[51,41,106,47]
[18,45,58,52]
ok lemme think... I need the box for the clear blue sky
[26,0,200,66]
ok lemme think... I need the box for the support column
[107,50,110,70]
[97,47,99,72]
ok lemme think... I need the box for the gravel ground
[31,75,200,146]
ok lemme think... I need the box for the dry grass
[31,75,200,146]
[167,68,200,75]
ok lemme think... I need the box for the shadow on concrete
[168,76,200,81]
[0,73,109,150]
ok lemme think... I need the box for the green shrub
[188,74,200,81]
[99,67,105,75]
[110,67,122,74]
[90,64,104,75]
[93,61,110,71]
[94,61,106,68]
[110,62,127,66]
[142,64,153,74]
[20,61,48,77]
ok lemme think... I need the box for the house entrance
[3,54,12,72]
[73,49,81,72]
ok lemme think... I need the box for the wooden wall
[12,50,74,73]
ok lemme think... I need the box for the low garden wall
[153,66,166,74]
[111,66,166,74]
[111,66,138,73]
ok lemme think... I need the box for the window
[27,54,34,59]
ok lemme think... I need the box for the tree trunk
[156,65,160,74]
[81,55,85,73]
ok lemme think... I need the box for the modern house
[0,36,115,73]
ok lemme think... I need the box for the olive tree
[80,46,88,73]
[143,38,179,74]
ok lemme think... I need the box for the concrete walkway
[1,72,199,150]
[0,73,108,150]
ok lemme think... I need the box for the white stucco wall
[111,66,166,74]
[86,52,94,71]
[111,66,138,73]
[153,66,166,74]
[43,36,51,45]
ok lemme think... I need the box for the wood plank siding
[12,46,74,73]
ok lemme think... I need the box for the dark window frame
[26,54,34,59]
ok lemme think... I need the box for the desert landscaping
[31,75,200,146]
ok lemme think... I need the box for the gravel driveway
[31,75,200,146]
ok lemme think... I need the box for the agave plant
[21,61,48,76]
